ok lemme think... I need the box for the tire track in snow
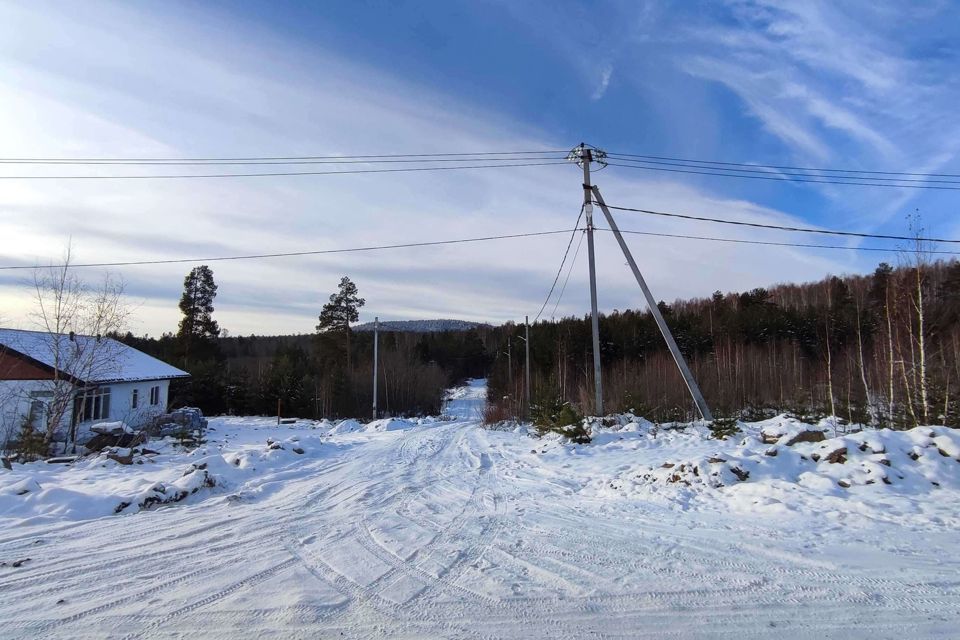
[115,557,299,640]
[505,505,958,619]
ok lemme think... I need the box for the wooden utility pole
[372,316,379,420]
[525,315,531,419]
[507,337,513,410]
[578,144,604,416]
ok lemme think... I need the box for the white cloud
[591,64,613,101]
[0,1,863,336]
[676,0,960,228]
[681,56,831,159]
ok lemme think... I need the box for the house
[0,328,189,447]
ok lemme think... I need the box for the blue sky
[1,0,959,336]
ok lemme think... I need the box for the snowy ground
[1,379,959,638]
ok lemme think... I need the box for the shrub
[12,420,48,461]
[533,402,591,444]
[740,405,777,422]
[708,416,740,440]
[174,428,205,448]
[787,405,825,425]
[483,402,511,425]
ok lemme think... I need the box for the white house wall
[2,378,174,447]
[74,379,172,441]
[0,379,71,446]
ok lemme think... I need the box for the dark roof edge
[0,345,83,385]
[92,373,192,384]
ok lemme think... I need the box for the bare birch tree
[31,243,130,450]
[907,214,932,424]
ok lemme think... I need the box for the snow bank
[617,425,960,492]
[365,417,416,432]
[328,419,364,435]
[579,416,960,511]
[0,427,325,524]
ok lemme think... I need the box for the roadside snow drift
[0,433,325,523]
[603,419,960,495]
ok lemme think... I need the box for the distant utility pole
[569,144,714,422]
[506,337,513,393]
[572,143,604,416]
[524,315,531,419]
[372,316,379,420]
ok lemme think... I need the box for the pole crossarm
[590,185,714,422]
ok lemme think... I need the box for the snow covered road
[1,382,958,638]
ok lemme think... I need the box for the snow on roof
[0,328,189,384]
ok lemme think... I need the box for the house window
[150,385,161,406]
[131,389,139,409]
[27,391,52,430]
[75,387,111,422]
[29,399,47,430]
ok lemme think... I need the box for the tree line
[485,256,960,429]
[120,270,492,419]
[119,252,960,430]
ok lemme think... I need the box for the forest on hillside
[488,258,960,428]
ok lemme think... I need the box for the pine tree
[177,265,220,366]
[316,276,365,371]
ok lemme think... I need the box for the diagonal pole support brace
[591,185,714,422]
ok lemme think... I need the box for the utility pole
[502,336,516,418]
[524,315,531,420]
[507,337,513,392]
[372,316,379,420]
[574,143,604,416]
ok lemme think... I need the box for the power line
[0,150,569,163]
[596,228,960,256]
[605,154,960,186]
[0,229,577,270]
[607,150,960,180]
[604,160,960,191]
[0,161,568,180]
[598,203,960,244]
[533,206,586,323]
[551,229,585,318]
[0,155,568,166]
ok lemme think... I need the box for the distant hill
[353,319,490,333]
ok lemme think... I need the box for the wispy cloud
[674,0,960,225]
[0,1,897,335]
[591,64,613,101]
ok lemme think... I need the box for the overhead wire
[532,206,586,323]
[606,150,960,180]
[0,150,569,163]
[550,229,585,318]
[0,160,568,180]
[595,228,960,256]
[605,154,960,186]
[0,229,577,270]
[0,155,569,166]
[596,203,960,244]
[604,160,960,191]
